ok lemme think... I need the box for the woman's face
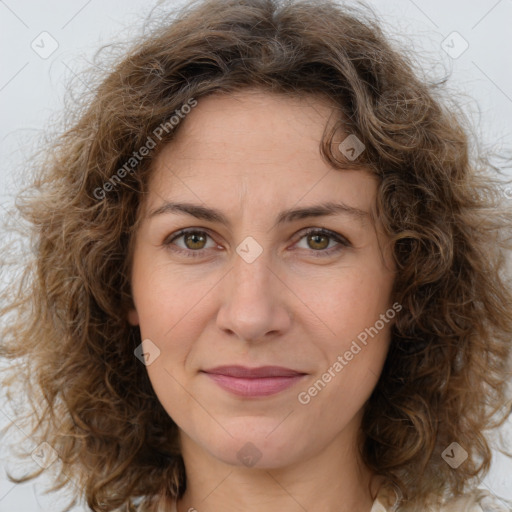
[128,90,396,469]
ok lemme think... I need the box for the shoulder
[372,484,512,512]
[439,489,512,512]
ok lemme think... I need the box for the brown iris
[307,233,329,250]
[184,232,207,250]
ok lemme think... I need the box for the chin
[195,420,312,470]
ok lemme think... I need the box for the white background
[1,0,512,510]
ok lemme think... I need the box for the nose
[215,244,293,343]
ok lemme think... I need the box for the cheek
[131,257,203,335]
[302,261,394,347]
[309,265,394,412]
[298,322,392,425]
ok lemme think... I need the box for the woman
[1,0,511,511]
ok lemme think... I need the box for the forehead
[156,90,335,164]
[144,90,376,218]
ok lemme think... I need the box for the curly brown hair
[1,0,512,511]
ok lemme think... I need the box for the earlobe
[127,308,140,326]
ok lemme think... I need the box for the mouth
[201,365,308,397]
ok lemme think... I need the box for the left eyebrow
[274,201,369,228]
[147,200,369,230]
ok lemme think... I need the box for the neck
[174,423,382,512]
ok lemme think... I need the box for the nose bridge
[215,237,291,342]
[230,240,274,303]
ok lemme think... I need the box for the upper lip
[202,365,306,378]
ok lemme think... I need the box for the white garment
[370,484,511,512]
[165,485,511,511]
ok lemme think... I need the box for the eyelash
[163,228,351,259]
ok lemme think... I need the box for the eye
[164,229,218,258]
[294,228,351,256]
[163,227,351,258]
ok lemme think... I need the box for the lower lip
[203,373,306,397]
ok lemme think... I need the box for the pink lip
[201,365,307,397]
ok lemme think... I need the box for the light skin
[128,90,396,512]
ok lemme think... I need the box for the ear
[127,308,140,326]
